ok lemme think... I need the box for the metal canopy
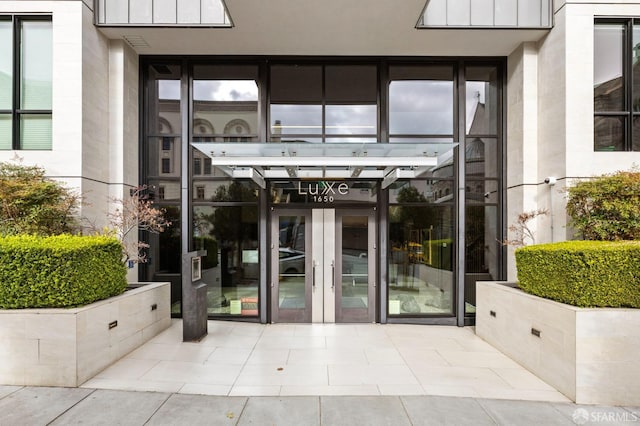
[191,142,456,189]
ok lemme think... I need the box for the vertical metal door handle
[312,261,316,290]
[331,259,335,291]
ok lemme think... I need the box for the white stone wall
[507,2,640,280]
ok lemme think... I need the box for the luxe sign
[297,181,349,203]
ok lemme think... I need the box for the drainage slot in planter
[151,303,158,311]
[531,328,541,337]
[108,320,118,329]
[490,310,496,317]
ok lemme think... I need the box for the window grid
[594,18,640,152]
[0,15,52,150]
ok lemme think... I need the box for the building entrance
[270,208,376,323]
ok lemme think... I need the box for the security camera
[544,177,557,185]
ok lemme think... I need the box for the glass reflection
[270,105,322,136]
[340,216,369,321]
[389,81,454,135]
[594,116,625,151]
[276,215,307,322]
[388,180,454,204]
[0,20,12,110]
[466,66,498,135]
[594,24,624,112]
[194,204,259,316]
[146,137,181,177]
[325,105,376,135]
[193,79,259,142]
[465,205,499,314]
[147,64,182,135]
[388,204,454,316]
[466,137,498,178]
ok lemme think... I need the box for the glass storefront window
[465,205,499,314]
[193,205,259,316]
[192,67,259,143]
[465,66,499,136]
[388,204,455,316]
[388,180,454,204]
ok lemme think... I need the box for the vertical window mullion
[12,16,19,150]
[627,19,633,151]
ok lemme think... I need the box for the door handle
[312,261,316,290]
[331,259,335,291]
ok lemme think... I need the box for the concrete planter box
[0,282,171,387]
[476,281,640,406]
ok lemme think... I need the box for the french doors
[271,208,376,323]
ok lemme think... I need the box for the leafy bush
[0,162,79,236]
[516,241,640,307]
[0,235,127,309]
[566,170,640,240]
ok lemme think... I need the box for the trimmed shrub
[516,241,640,308]
[566,170,640,240]
[0,235,127,309]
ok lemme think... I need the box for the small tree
[501,209,549,247]
[0,162,79,236]
[106,186,171,264]
[566,170,640,240]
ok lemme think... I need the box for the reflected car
[279,247,305,276]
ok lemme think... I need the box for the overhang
[191,142,456,189]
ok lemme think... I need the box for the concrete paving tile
[437,350,523,369]
[321,396,412,426]
[477,398,575,425]
[49,389,169,426]
[141,361,243,385]
[179,384,232,396]
[235,364,328,386]
[490,367,558,391]
[287,348,367,365]
[80,378,184,393]
[206,347,252,365]
[378,384,425,395]
[237,396,320,426]
[244,348,290,365]
[364,347,406,365]
[280,385,379,396]
[294,324,359,337]
[422,384,481,398]
[0,385,21,399]
[92,357,160,380]
[552,403,639,425]
[0,387,94,426]
[329,364,419,386]
[146,394,247,426]
[229,385,281,396]
[401,395,496,426]
[477,387,570,403]
[254,335,327,350]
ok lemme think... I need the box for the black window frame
[0,15,53,150]
[594,18,640,152]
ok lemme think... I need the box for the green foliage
[0,162,79,236]
[422,239,453,270]
[516,241,640,308]
[0,235,127,309]
[566,170,640,240]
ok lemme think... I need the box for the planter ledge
[0,281,171,387]
[476,281,640,406]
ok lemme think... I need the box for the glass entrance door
[271,208,375,323]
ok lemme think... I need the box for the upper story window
[594,19,640,151]
[0,16,52,150]
[269,64,378,143]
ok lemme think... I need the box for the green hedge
[516,241,640,308]
[0,235,127,309]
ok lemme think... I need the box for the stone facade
[0,282,170,387]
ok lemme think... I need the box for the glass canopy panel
[97,0,232,26]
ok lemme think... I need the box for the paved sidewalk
[82,320,569,400]
[0,386,638,426]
